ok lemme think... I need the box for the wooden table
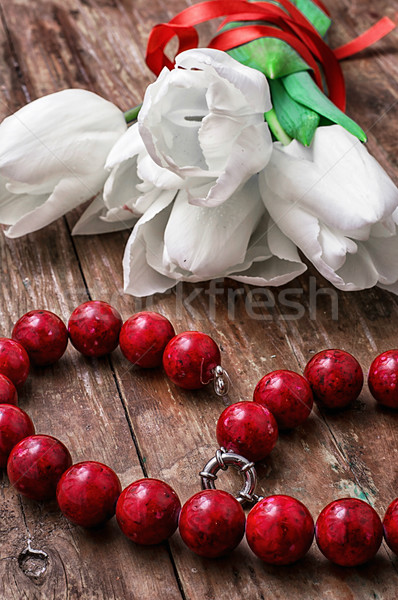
[1,0,398,598]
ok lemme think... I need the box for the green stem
[124,103,142,124]
[265,108,292,145]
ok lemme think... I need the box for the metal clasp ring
[213,366,231,397]
[200,448,258,505]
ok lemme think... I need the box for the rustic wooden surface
[0,0,398,598]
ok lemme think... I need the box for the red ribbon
[334,16,396,60]
[145,0,396,112]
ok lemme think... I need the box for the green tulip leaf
[291,0,331,36]
[227,34,310,79]
[282,71,367,142]
[269,78,320,145]
[224,0,331,79]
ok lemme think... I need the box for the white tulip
[72,122,182,235]
[260,125,398,291]
[123,175,306,297]
[138,48,273,208]
[0,89,127,238]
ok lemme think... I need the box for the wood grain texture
[0,0,398,598]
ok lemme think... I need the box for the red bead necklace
[1,300,398,567]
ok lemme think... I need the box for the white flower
[74,50,304,296]
[72,122,182,235]
[0,89,127,238]
[122,175,306,297]
[138,48,273,208]
[260,125,398,291]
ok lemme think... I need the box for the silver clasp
[213,366,231,397]
[200,448,259,505]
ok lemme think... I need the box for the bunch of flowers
[0,0,397,296]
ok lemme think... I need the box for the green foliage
[269,78,320,145]
[222,0,365,144]
[227,35,310,79]
[282,71,367,141]
[225,0,331,79]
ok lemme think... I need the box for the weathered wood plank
[0,3,185,597]
[0,233,184,599]
[0,0,398,598]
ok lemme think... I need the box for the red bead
[68,301,122,357]
[0,338,30,387]
[246,495,314,565]
[116,478,181,545]
[163,331,221,390]
[304,349,363,409]
[12,310,68,366]
[57,461,122,527]
[315,498,383,566]
[383,498,398,555]
[253,370,313,430]
[368,350,398,408]
[0,404,35,468]
[216,401,278,462]
[178,490,245,558]
[7,434,72,501]
[119,312,175,368]
[0,374,18,405]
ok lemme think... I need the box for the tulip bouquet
[0,0,397,297]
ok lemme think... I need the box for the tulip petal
[5,174,104,238]
[176,48,271,114]
[139,68,210,172]
[0,176,48,226]
[364,232,398,285]
[163,177,263,278]
[260,177,358,288]
[138,49,273,208]
[105,135,181,221]
[103,159,141,212]
[193,122,272,207]
[229,215,307,285]
[261,177,398,291]
[72,194,138,235]
[122,174,307,297]
[105,123,144,169]
[266,126,398,231]
[123,192,178,297]
[261,125,398,292]
[0,89,126,189]
[136,153,183,190]
[334,244,379,290]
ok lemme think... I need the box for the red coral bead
[383,498,398,554]
[0,374,18,405]
[68,301,122,357]
[12,309,68,366]
[246,495,314,565]
[119,312,175,368]
[163,331,221,390]
[315,498,383,566]
[57,461,122,528]
[368,350,398,408]
[116,478,181,545]
[179,490,245,558]
[0,338,30,387]
[0,404,35,468]
[7,434,72,501]
[253,370,313,430]
[304,349,363,409]
[216,401,278,462]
